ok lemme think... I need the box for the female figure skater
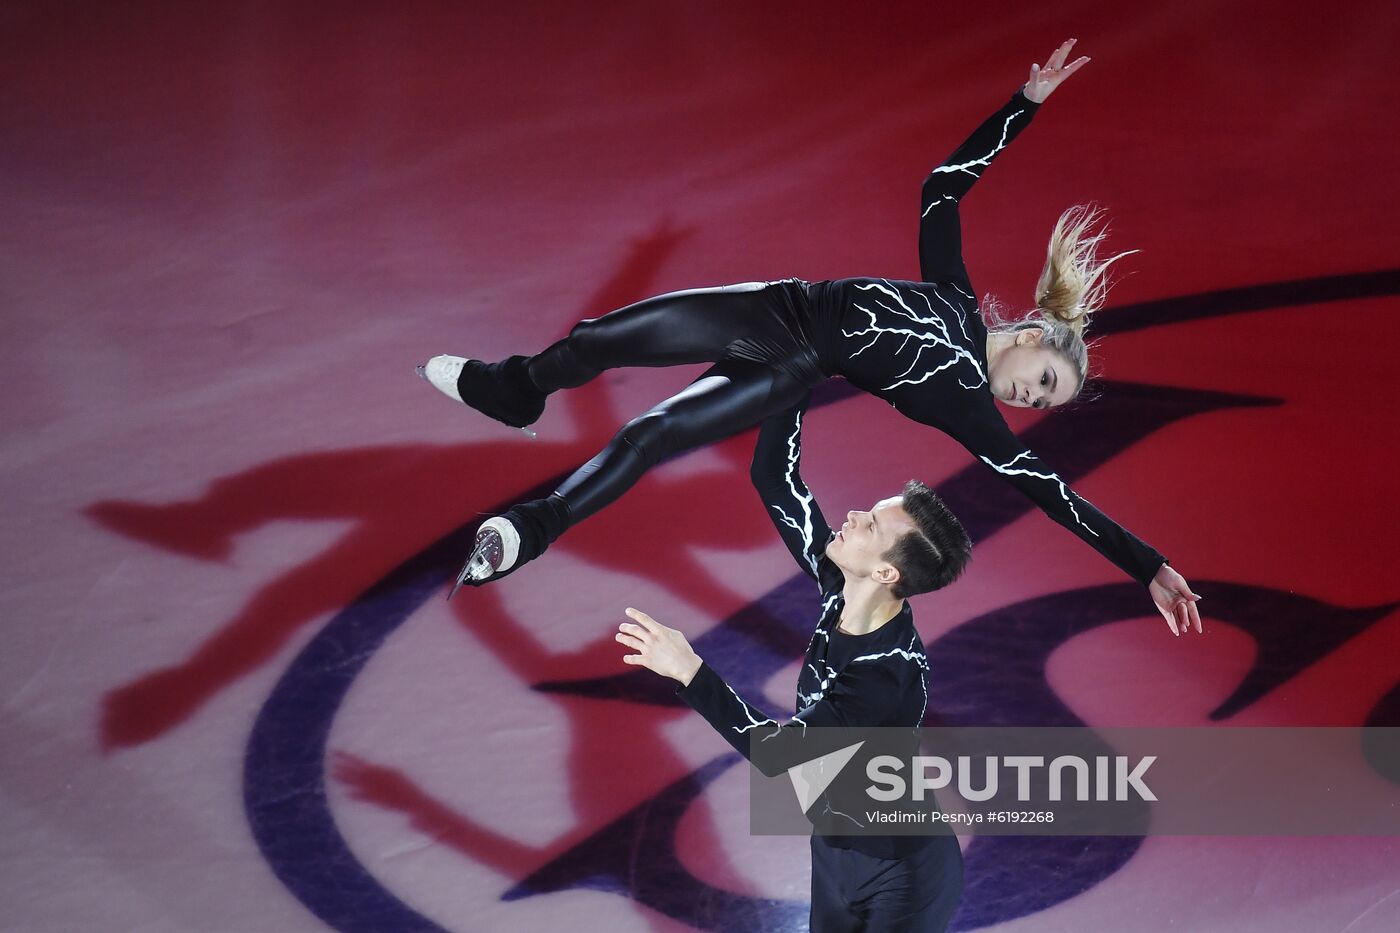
[423,39,1203,635]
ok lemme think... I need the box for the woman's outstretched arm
[948,402,1202,635]
[919,39,1090,283]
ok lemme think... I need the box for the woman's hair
[883,480,972,600]
[985,204,1137,395]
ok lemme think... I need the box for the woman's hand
[617,607,703,685]
[1149,564,1203,636]
[1023,38,1090,104]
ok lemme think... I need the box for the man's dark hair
[882,480,972,599]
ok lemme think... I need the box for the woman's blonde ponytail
[1034,204,1136,336]
[984,204,1138,398]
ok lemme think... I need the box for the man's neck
[837,576,904,635]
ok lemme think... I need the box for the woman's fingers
[1186,598,1204,634]
[1151,565,1204,636]
[1164,569,1203,633]
[1036,41,1089,91]
[1060,56,1090,79]
[1159,598,1181,636]
[1168,596,1203,635]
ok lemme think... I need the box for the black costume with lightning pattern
[474,87,1166,586]
[674,402,963,931]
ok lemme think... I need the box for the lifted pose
[425,39,1202,635]
[620,401,971,932]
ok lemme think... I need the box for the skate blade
[446,544,498,600]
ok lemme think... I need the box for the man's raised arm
[750,400,834,583]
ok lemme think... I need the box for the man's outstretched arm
[616,608,899,777]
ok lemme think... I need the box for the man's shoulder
[864,612,929,668]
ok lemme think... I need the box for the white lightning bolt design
[821,800,866,828]
[978,450,1100,537]
[723,680,778,735]
[803,594,840,655]
[782,716,809,736]
[849,636,929,670]
[928,109,1026,181]
[796,658,839,710]
[925,279,974,344]
[842,280,987,392]
[912,632,931,722]
[851,634,931,721]
[798,626,932,721]
[919,668,929,723]
[767,410,821,578]
[921,193,957,217]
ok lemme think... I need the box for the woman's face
[989,329,1079,410]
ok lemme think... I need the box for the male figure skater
[617,398,972,932]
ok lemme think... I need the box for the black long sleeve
[690,401,936,858]
[749,401,841,589]
[944,394,1167,585]
[818,87,1166,588]
[919,88,1041,284]
[827,273,1169,587]
[677,658,905,777]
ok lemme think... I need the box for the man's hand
[1024,38,1090,104]
[617,607,703,685]
[1149,564,1204,636]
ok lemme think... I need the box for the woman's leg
[429,282,797,429]
[526,281,785,392]
[458,358,811,586]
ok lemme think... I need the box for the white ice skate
[448,517,521,599]
[417,355,537,438]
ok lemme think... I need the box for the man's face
[825,496,915,583]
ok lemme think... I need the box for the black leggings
[523,281,819,528]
